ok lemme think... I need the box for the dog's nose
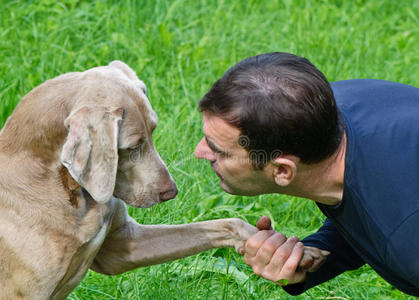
[159,184,178,201]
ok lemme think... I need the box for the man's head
[195,52,343,195]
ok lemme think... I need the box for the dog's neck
[0,140,82,211]
[0,114,68,160]
[0,79,84,207]
[58,166,83,208]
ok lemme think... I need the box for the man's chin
[219,180,257,196]
[219,180,233,194]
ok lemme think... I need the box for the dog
[0,61,327,299]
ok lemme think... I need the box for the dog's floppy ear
[60,106,124,204]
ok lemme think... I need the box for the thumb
[256,216,273,230]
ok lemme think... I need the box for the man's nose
[195,138,215,161]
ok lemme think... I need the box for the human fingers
[260,236,299,279]
[256,216,272,230]
[298,248,315,270]
[244,230,275,258]
[250,232,287,270]
[279,241,306,283]
[305,247,330,272]
[297,246,330,272]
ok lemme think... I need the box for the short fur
[0,61,322,299]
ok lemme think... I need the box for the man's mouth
[211,164,223,180]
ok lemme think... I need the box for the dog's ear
[60,106,124,204]
[108,60,140,81]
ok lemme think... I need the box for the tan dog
[0,61,326,299]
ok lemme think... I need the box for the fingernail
[296,242,303,247]
[321,250,330,256]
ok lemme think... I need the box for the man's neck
[286,132,347,206]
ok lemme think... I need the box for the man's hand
[244,230,307,285]
[244,217,330,285]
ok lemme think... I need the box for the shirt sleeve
[283,218,365,295]
[385,210,419,290]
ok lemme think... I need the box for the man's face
[194,112,277,196]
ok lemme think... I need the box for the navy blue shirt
[284,79,419,296]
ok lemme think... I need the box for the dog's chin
[119,196,160,208]
[132,200,158,208]
[113,189,160,208]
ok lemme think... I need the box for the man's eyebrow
[205,136,227,154]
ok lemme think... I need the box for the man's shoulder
[385,209,419,291]
[330,79,419,106]
[331,79,419,126]
[336,78,419,237]
[331,78,418,89]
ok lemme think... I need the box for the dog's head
[60,61,177,208]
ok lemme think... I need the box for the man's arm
[283,218,365,295]
[244,218,364,295]
[385,211,419,292]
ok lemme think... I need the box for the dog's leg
[91,200,328,275]
[91,208,257,275]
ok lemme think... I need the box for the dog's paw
[225,218,258,254]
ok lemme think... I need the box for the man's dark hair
[199,52,343,169]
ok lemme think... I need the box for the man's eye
[211,147,223,154]
[218,151,231,158]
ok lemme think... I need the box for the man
[194,52,419,296]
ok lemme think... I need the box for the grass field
[1,0,418,299]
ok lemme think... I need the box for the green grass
[1,0,418,299]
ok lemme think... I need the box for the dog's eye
[128,139,145,151]
[127,140,146,163]
[128,145,139,151]
[129,143,139,150]
[128,144,141,151]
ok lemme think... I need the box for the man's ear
[60,106,124,204]
[271,156,298,187]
